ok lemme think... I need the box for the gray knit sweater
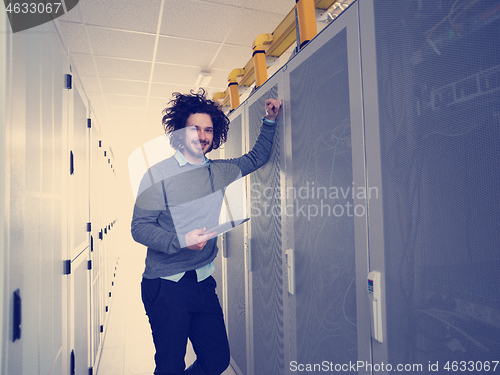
[131,120,277,279]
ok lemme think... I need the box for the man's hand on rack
[264,99,282,122]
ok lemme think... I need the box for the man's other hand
[186,228,217,250]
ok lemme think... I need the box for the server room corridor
[2,1,500,375]
[94,222,236,375]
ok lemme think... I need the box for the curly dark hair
[162,89,229,152]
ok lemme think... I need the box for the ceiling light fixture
[195,71,212,88]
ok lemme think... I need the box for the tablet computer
[206,217,250,238]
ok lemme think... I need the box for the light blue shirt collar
[174,149,209,167]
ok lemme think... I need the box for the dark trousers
[141,271,230,375]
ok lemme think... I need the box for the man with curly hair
[131,89,281,375]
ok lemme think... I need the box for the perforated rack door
[247,84,285,375]
[286,25,359,369]
[224,111,248,375]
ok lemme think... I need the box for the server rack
[2,19,120,375]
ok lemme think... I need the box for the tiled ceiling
[56,0,321,171]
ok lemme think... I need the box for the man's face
[181,113,214,161]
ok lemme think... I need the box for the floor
[96,238,237,375]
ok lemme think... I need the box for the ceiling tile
[106,114,144,126]
[210,44,250,70]
[80,0,161,34]
[95,57,152,81]
[149,83,192,98]
[147,97,171,113]
[107,108,145,121]
[243,0,295,16]
[146,107,165,120]
[100,79,149,96]
[58,22,91,54]
[156,37,221,67]
[203,0,246,6]
[152,63,199,85]
[86,27,156,61]
[161,0,241,43]
[105,95,148,108]
[71,53,98,76]
[225,9,285,46]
